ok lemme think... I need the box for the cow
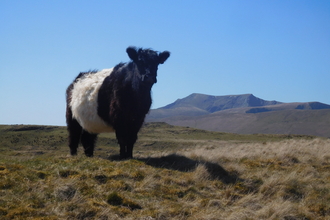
[66,46,170,159]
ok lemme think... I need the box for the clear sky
[1,0,329,126]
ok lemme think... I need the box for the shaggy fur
[70,68,115,134]
[66,46,170,159]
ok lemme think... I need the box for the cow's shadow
[108,153,240,184]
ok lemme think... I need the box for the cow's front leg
[119,144,127,159]
[116,129,128,159]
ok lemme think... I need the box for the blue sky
[1,0,329,126]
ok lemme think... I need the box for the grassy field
[0,122,329,219]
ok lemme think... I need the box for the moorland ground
[0,123,329,219]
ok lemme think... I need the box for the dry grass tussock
[0,124,329,219]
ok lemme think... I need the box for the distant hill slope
[146,94,330,137]
[148,93,282,120]
[161,93,281,112]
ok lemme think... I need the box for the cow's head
[126,47,170,84]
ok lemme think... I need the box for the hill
[0,124,329,219]
[147,94,330,137]
[148,93,282,120]
[161,93,281,112]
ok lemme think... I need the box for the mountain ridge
[160,93,282,113]
[146,93,330,137]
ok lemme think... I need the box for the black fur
[66,47,170,159]
[74,70,98,82]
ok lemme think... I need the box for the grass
[0,123,329,219]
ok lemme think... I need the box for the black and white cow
[66,47,170,159]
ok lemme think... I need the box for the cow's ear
[126,47,138,62]
[159,51,170,64]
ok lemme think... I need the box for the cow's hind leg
[81,130,97,157]
[66,103,82,155]
[67,118,82,156]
